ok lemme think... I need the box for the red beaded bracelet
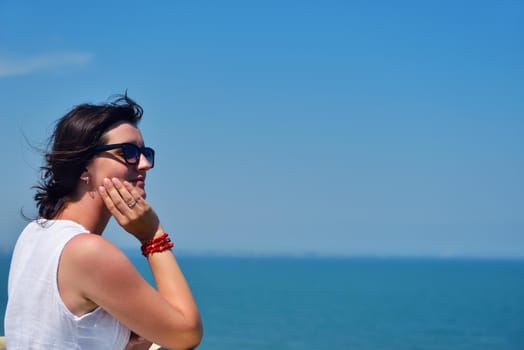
[141,233,174,257]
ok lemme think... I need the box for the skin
[55,122,202,350]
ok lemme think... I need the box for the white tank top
[5,220,131,349]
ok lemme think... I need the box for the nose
[137,153,153,170]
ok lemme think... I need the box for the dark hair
[34,94,144,219]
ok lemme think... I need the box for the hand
[99,177,161,242]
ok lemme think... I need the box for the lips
[129,176,146,188]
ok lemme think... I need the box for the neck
[54,193,111,235]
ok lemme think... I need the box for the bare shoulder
[63,233,129,267]
[61,233,141,292]
[58,233,139,316]
[64,232,121,256]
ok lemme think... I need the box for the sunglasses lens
[122,144,140,164]
[143,148,155,167]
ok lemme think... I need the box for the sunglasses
[94,143,155,168]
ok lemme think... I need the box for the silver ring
[127,200,137,208]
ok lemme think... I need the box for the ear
[80,169,90,184]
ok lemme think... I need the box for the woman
[5,95,202,349]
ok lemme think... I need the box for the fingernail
[98,186,105,193]
[112,177,120,184]
[103,178,110,185]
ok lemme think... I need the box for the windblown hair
[34,94,143,219]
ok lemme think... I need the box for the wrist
[140,230,174,257]
[139,225,165,244]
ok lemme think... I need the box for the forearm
[144,228,201,331]
[98,178,202,348]
[148,249,202,329]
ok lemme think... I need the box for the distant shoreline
[1,250,524,261]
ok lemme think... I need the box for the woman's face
[88,122,153,198]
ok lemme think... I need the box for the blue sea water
[1,253,523,349]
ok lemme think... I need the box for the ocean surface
[1,253,523,349]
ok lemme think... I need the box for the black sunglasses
[94,143,155,168]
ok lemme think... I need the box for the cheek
[90,160,128,185]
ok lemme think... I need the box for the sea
[1,252,523,350]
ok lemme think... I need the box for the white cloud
[0,52,94,78]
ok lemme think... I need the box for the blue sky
[0,0,522,258]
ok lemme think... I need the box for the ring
[127,200,137,208]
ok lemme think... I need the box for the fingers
[98,178,141,220]
[98,182,125,222]
[110,178,139,211]
[98,178,160,241]
[98,177,159,240]
[122,180,148,209]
